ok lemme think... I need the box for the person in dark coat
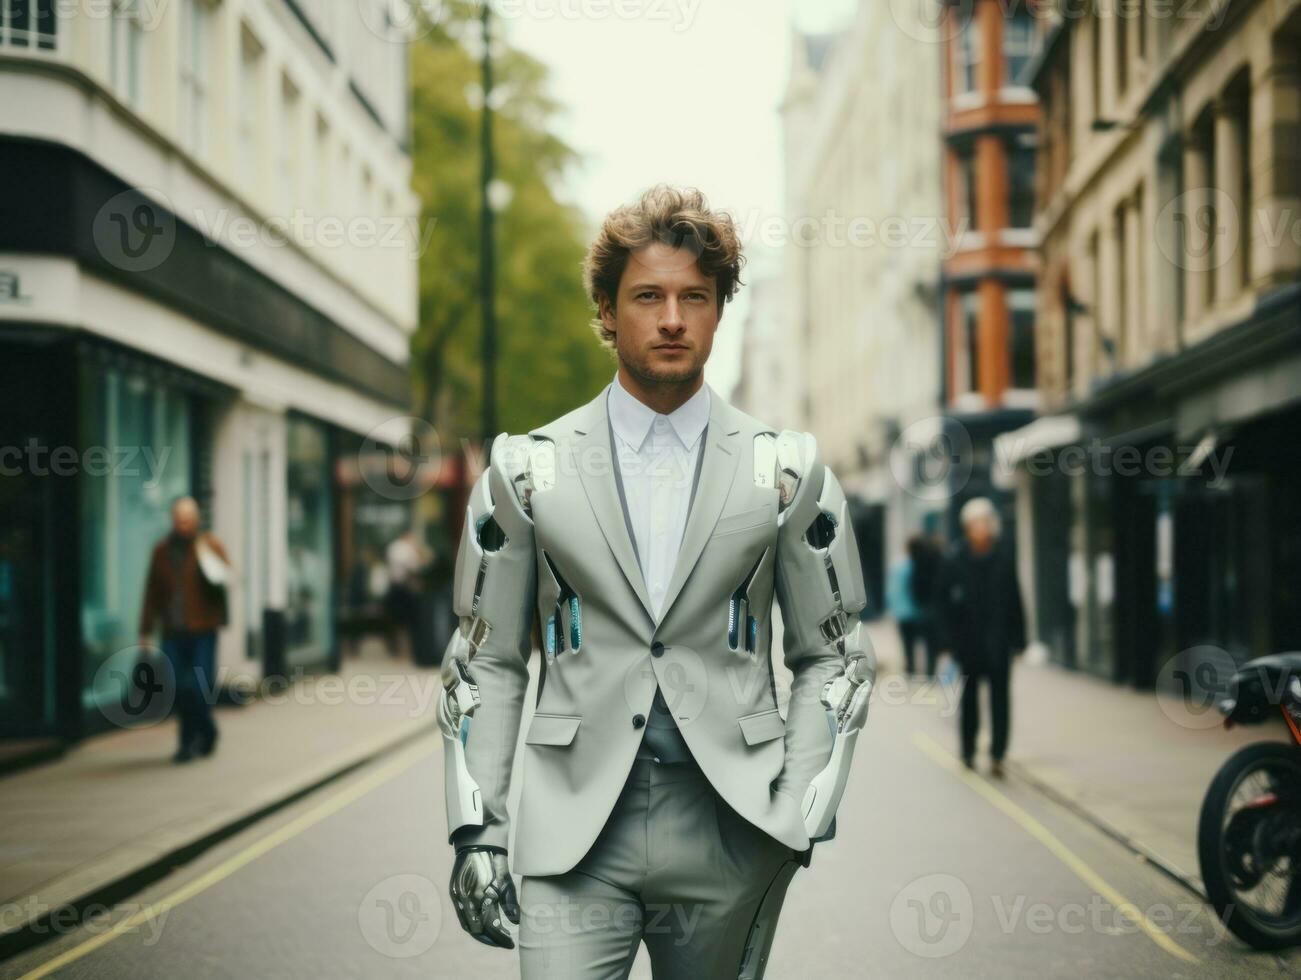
[934,497,1026,777]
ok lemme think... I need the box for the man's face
[172,500,200,538]
[600,241,720,384]
[964,516,996,553]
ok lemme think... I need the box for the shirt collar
[607,370,710,453]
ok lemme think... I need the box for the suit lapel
[571,387,657,624]
[657,386,742,622]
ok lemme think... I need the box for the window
[1003,5,1039,87]
[238,28,264,191]
[960,288,981,394]
[80,364,193,715]
[953,14,981,96]
[279,75,300,208]
[957,143,979,231]
[1008,136,1036,228]
[1,0,56,49]
[313,114,330,215]
[179,0,214,159]
[1009,288,1037,389]
[110,1,145,106]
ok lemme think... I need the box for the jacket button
[632,714,646,729]
[651,641,664,658]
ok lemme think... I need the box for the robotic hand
[821,643,875,735]
[449,844,520,949]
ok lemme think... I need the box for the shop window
[286,415,334,667]
[80,365,193,715]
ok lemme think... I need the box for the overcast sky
[496,0,858,396]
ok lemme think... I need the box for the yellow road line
[911,730,1201,965]
[19,741,435,980]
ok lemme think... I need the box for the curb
[1005,758,1207,900]
[0,720,437,964]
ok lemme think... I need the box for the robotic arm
[438,433,546,949]
[767,430,875,841]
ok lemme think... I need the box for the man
[384,527,430,657]
[934,497,1025,777]
[436,185,874,978]
[139,496,229,763]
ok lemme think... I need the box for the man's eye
[637,291,658,300]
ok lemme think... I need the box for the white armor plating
[439,435,539,835]
[759,430,874,842]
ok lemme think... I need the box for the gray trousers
[519,757,799,979]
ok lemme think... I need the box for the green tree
[409,2,612,444]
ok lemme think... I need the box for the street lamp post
[479,1,497,449]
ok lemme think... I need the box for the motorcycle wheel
[1198,740,1301,950]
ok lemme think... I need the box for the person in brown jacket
[139,496,230,762]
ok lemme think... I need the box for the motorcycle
[1197,652,1301,950]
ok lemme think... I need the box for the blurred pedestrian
[384,526,431,657]
[934,498,1025,777]
[886,535,931,677]
[139,496,230,763]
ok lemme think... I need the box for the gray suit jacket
[449,379,851,877]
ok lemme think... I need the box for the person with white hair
[933,496,1026,777]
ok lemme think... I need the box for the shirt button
[651,641,664,658]
[632,714,646,729]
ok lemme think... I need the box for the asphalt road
[3,675,1294,979]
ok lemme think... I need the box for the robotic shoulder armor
[488,433,555,517]
[753,429,820,514]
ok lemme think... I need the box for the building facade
[0,0,419,741]
[936,0,1043,541]
[780,1,945,613]
[1005,0,1301,685]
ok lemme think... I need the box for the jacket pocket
[711,505,770,538]
[524,712,582,746]
[736,707,785,746]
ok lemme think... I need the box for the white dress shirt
[607,371,710,620]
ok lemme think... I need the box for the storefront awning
[994,414,1082,466]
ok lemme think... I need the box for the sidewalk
[0,643,440,950]
[865,619,1290,894]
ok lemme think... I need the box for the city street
[3,670,1290,980]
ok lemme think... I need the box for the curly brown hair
[582,184,746,352]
